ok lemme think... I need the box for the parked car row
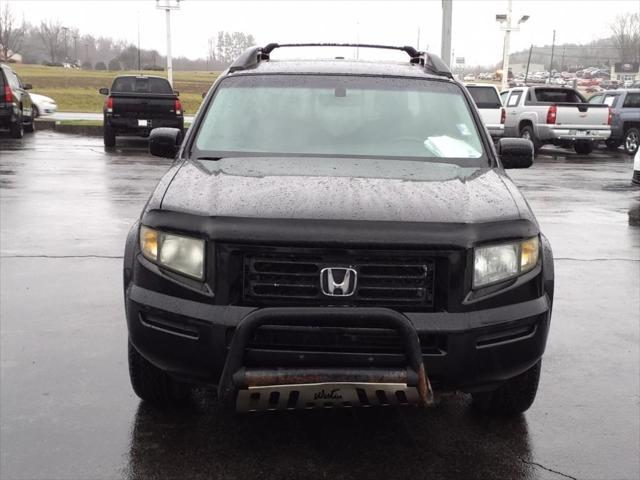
[466,82,639,156]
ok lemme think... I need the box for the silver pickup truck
[501,86,611,155]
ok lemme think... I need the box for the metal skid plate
[236,382,420,412]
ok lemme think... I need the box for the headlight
[139,226,205,280]
[473,236,539,288]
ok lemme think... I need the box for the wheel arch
[518,119,534,135]
[623,121,640,132]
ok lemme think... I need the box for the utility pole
[524,44,533,84]
[137,12,141,72]
[561,46,566,72]
[156,0,181,87]
[549,29,556,82]
[500,0,512,91]
[73,34,78,64]
[496,0,529,91]
[417,28,421,50]
[62,26,69,61]
[440,0,452,67]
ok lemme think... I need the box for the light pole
[156,0,181,87]
[73,34,78,65]
[441,0,452,67]
[137,11,141,72]
[62,26,69,62]
[548,29,556,82]
[496,0,529,91]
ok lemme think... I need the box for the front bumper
[39,103,57,115]
[126,282,551,394]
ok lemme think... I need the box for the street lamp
[495,0,529,91]
[62,26,69,62]
[73,34,79,65]
[156,0,181,87]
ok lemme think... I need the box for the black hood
[159,157,534,224]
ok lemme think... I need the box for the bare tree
[611,13,640,62]
[214,31,255,65]
[0,4,26,61]
[38,19,64,63]
[207,37,216,68]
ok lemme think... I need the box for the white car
[29,93,57,117]
[633,148,640,185]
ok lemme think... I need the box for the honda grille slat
[243,249,435,308]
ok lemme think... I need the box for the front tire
[128,341,190,406]
[472,360,541,415]
[623,127,639,156]
[574,141,594,155]
[103,123,116,147]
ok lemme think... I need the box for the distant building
[610,62,640,83]
[0,51,23,63]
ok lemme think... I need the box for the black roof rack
[228,43,453,78]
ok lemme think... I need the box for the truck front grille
[243,248,435,308]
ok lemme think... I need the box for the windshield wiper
[196,156,225,161]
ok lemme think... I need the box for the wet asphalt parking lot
[1,131,639,480]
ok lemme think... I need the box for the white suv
[465,84,505,141]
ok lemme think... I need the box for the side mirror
[23,83,32,90]
[201,92,206,99]
[173,90,179,96]
[149,128,182,158]
[99,87,109,95]
[497,138,533,169]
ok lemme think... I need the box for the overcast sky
[7,0,640,65]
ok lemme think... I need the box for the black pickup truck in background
[99,75,184,147]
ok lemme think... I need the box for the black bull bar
[217,307,435,411]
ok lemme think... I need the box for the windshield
[111,76,173,94]
[467,86,502,109]
[534,88,584,103]
[194,75,486,164]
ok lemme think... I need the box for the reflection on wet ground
[124,393,535,480]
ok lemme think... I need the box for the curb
[35,119,103,137]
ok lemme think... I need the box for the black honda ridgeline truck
[124,44,554,415]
